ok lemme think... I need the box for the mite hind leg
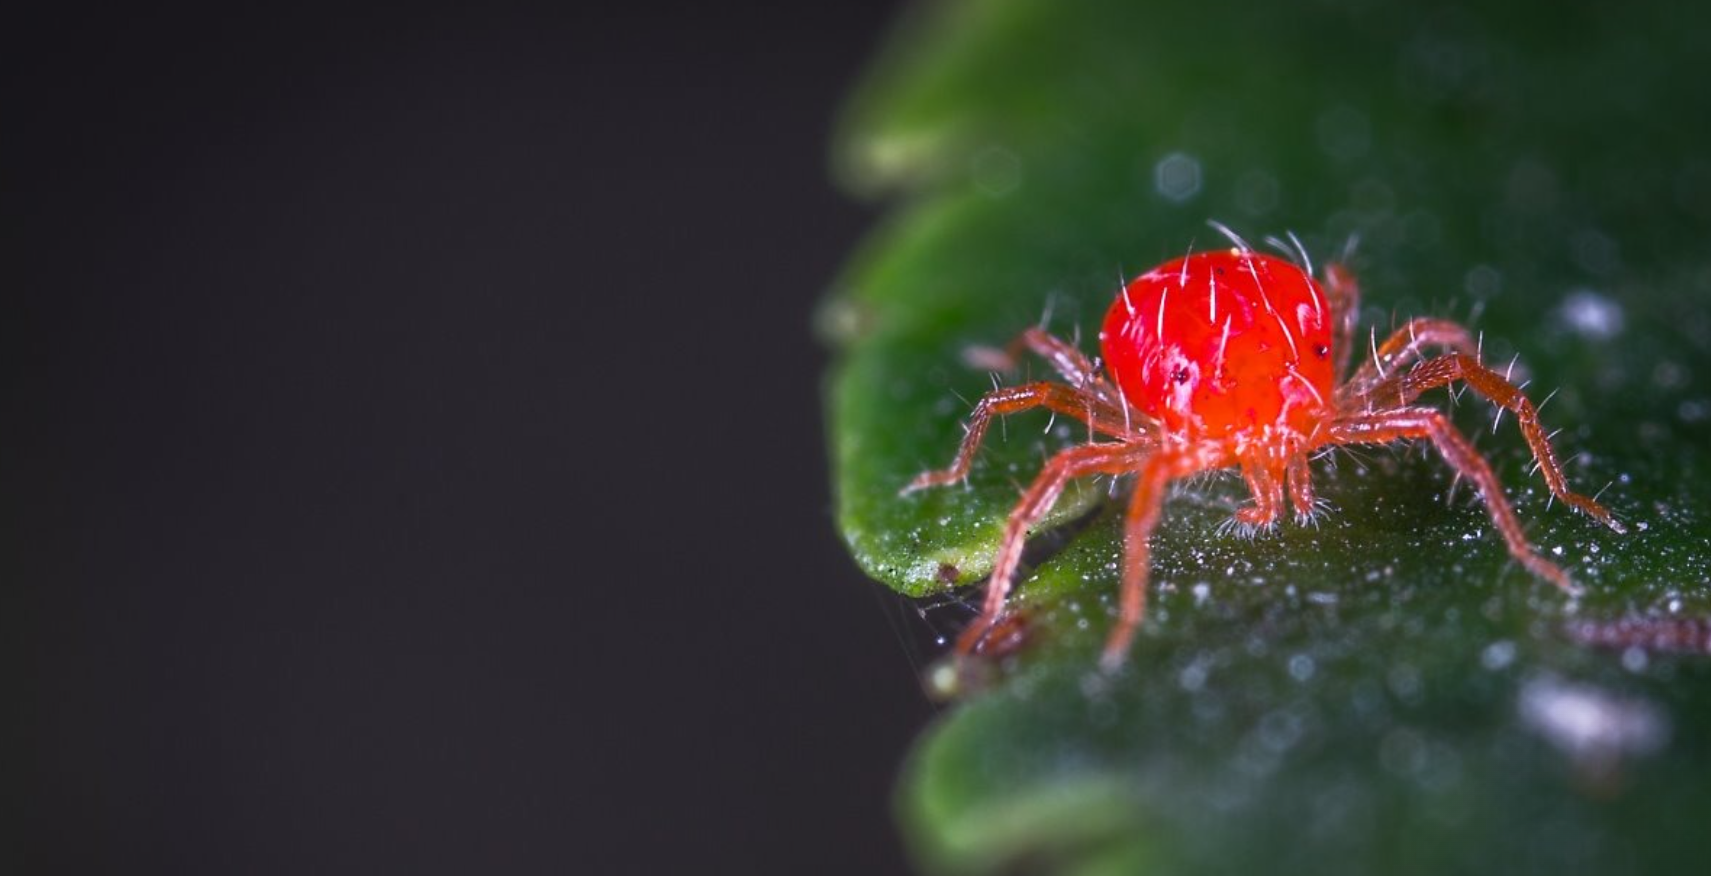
[1013,326,1104,390]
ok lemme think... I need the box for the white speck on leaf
[1518,675,1668,767]
[1555,289,1625,341]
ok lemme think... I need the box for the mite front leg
[1233,460,1286,529]
[1353,353,1624,532]
[956,442,1154,659]
[1101,445,1224,670]
[1101,458,1171,670]
[1328,408,1579,593]
[902,382,1140,493]
[1286,453,1318,523]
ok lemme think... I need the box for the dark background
[7,2,936,873]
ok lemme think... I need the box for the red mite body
[1102,251,1335,446]
[906,237,1625,674]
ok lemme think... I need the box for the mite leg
[903,382,1139,493]
[1328,409,1579,593]
[1323,262,1362,383]
[955,442,1154,658]
[1014,326,1103,389]
[1349,353,1623,532]
[976,326,1131,414]
[1339,318,1478,407]
[1286,453,1318,522]
[1234,460,1287,528]
[1101,447,1222,670]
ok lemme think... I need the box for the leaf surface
[823,1,1711,872]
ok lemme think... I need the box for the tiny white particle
[1555,289,1625,340]
[1480,640,1516,671]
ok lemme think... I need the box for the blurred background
[7,1,936,872]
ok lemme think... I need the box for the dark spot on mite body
[937,563,961,585]
[1313,343,1330,358]
[1171,367,1191,384]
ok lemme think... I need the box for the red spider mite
[904,227,1626,673]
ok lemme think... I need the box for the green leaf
[822,0,1711,873]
